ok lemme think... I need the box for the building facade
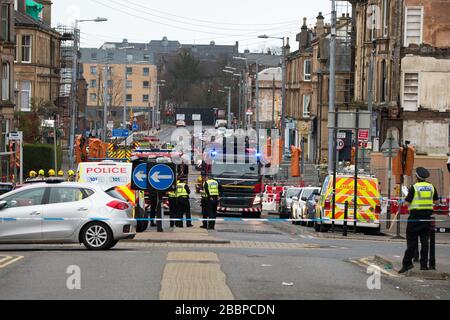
[351,0,450,195]
[80,53,158,132]
[0,0,15,151]
[14,6,60,113]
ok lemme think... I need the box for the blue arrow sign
[132,163,148,190]
[148,164,175,191]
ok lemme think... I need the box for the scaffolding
[56,24,76,143]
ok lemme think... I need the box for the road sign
[176,114,185,121]
[8,131,23,142]
[148,163,176,192]
[337,139,345,150]
[358,130,369,142]
[131,162,148,190]
[112,129,129,138]
[192,114,201,121]
[337,132,346,139]
[132,123,138,131]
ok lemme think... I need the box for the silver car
[0,180,136,250]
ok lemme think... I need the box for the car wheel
[135,206,149,233]
[81,222,113,250]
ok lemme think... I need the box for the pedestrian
[399,167,439,273]
[199,174,208,229]
[176,178,193,228]
[167,189,177,228]
[148,192,158,228]
[203,175,221,230]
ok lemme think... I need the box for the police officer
[176,177,193,228]
[203,175,221,230]
[199,174,208,229]
[148,192,158,228]
[167,188,177,228]
[58,170,64,178]
[399,167,439,273]
[48,169,56,178]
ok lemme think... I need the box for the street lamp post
[156,80,166,130]
[69,17,107,165]
[258,35,286,158]
[119,46,135,130]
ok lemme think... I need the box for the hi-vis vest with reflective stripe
[206,180,219,196]
[167,190,176,198]
[410,182,434,211]
[176,183,188,197]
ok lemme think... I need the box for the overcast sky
[52,0,338,51]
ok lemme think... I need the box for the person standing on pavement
[199,173,208,229]
[167,189,177,228]
[176,177,193,228]
[399,167,439,273]
[148,192,158,228]
[203,175,221,230]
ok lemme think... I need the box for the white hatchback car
[291,187,321,225]
[0,180,136,250]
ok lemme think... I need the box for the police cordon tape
[0,217,448,223]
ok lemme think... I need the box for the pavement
[128,219,230,244]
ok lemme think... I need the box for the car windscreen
[211,163,258,177]
[301,189,317,200]
[286,188,302,199]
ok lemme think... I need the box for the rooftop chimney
[299,17,309,51]
[17,0,26,13]
[316,12,325,37]
[34,0,52,26]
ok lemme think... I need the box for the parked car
[0,180,136,250]
[279,187,302,219]
[291,187,321,225]
[300,189,321,227]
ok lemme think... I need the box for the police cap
[416,167,430,180]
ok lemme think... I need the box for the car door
[0,187,46,242]
[42,187,94,240]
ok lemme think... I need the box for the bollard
[429,216,436,270]
[343,201,348,237]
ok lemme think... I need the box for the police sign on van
[77,161,132,187]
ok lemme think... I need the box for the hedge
[23,144,62,178]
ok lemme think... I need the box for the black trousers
[201,197,208,228]
[206,197,219,229]
[168,197,177,227]
[177,197,192,227]
[149,197,158,226]
[402,213,432,268]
